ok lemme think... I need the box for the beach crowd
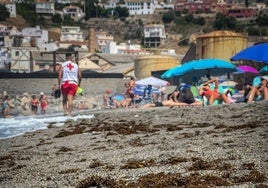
[1,52,268,118]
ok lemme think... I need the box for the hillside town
[0,0,267,78]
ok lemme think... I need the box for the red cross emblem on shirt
[67,63,74,70]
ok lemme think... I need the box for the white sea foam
[0,113,94,140]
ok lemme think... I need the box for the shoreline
[0,101,267,187]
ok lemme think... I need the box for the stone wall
[0,78,127,96]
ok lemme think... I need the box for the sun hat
[106,89,111,93]
[261,76,268,81]
[40,92,44,95]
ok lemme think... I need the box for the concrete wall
[0,78,127,96]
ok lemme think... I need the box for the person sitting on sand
[247,76,268,103]
[30,95,39,115]
[1,95,11,118]
[199,78,231,105]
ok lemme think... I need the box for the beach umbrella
[236,65,259,74]
[230,43,268,64]
[259,65,268,73]
[161,65,182,79]
[136,76,169,86]
[161,58,236,79]
[219,80,238,87]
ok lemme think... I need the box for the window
[15,51,19,56]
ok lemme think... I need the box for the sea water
[0,112,94,140]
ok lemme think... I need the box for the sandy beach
[0,100,267,187]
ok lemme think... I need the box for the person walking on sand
[58,53,82,116]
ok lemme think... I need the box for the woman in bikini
[40,94,48,115]
[199,78,231,105]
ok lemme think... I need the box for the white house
[21,26,49,47]
[105,0,158,15]
[103,41,151,55]
[62,5,85,21]
[143,24,166,47]
[95,31,114,52]
[60,26,84,42]
[56,0,81,3]
[56,0,71,4]
[0,0,16,17]
[35,0,55,15]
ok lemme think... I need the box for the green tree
[62,15,74,26]
[52,13,62,24]
[255,13,268,26]
[38,16,45,26]
[16,1,37,26]
[114,6,129,18]
[162,11,175,24]
[213,13,237,30]
[193,17,206,26]
[184,14,194,23]
[85,0,98,19]
[85,0,108,19]
[0,5,10,21]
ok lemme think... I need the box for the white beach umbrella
[136,76,169,86]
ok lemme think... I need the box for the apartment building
[105,0,157,15]
[35,0,55,15]
[62,5,85,21]
[22,26,48,44]
[95,31,114,52]
[0,0,16,17]
[103,41,150,55]
[60,26,84,42]
[143,24,166,48]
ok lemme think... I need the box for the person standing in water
[39,92,48,115]
[58,53,82,116]
[1,95,10,118]
[30,95,39,115]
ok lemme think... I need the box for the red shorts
[61,81,78,96]
[41,102,47,109]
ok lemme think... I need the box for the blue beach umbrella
[161,65,182,79]
[161,58,236,79]
[230,43,268,64]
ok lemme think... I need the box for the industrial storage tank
[135,55,179,79]
[196,30,248,61]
